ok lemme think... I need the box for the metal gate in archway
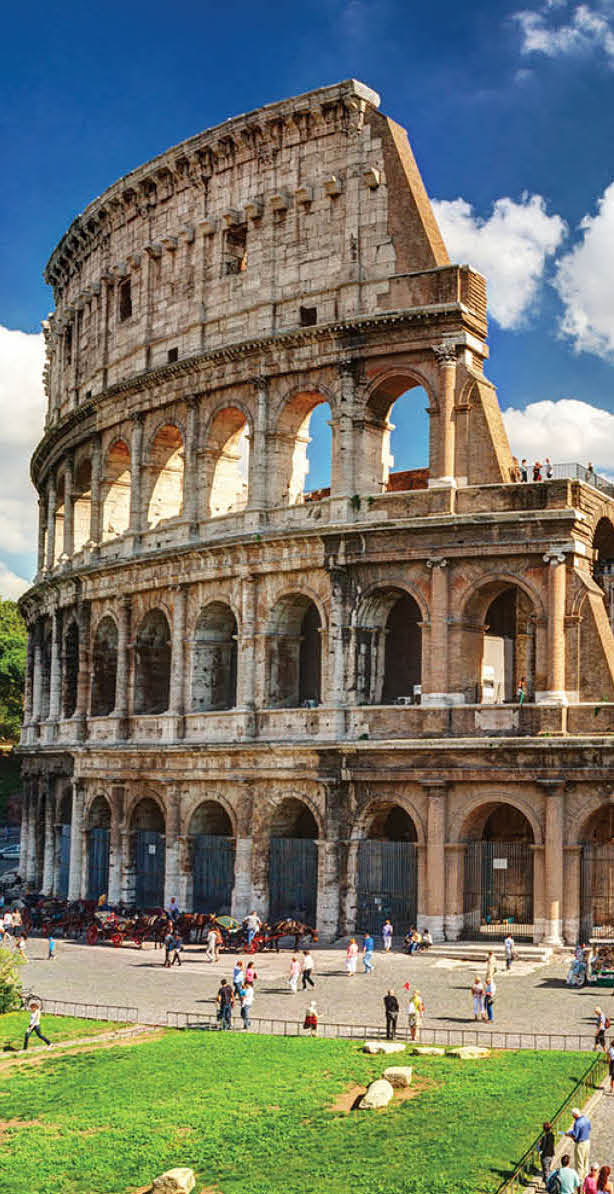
[581,844,614,940]
[357,840,417,935]
[87,828,110,901]
[269,837,318,924]
[57,825,71,898]
[192,835,235,914]
[135,830,165,909]
[464,841,534,939]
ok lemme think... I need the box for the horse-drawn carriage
[567,940,614,987]
[85,910,168,948]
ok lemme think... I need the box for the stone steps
[427,941,554,963]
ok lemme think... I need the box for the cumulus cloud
[515,2,614,65]
[553,181,614,358]
[503,397,614,468]
[0,326,46,588]
[432,194,566,329]
[0,563,30,601]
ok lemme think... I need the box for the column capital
[426,557,448,569]
[131,410,145,428]
[250,375,269,392]
[433,342,458,367]
[421,779,449,795]
[543,547,568,565]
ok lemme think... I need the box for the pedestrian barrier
[496,1052,608,1193]
[165,1010,598,1051]
[40,998,139,1022]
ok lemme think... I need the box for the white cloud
[432,194,566,329]
[515,3,614,65]
[0,326,45,579]
[0,562,30,601]
[554,181,614,359]
[503,397,614,467]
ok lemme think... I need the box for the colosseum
[16,78,614,945]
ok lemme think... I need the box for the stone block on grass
[152,1168,196,1194]
[447,1046,490,1059]
[362,1040,406,1055]
[409,1045,445,1055]
[358,1078,394,1109]
[382,1065,413,1088]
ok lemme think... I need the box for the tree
[0,599,27,742]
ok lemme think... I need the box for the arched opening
[191,603,237,712]
[463,581,537,704]
[354,588,422,705]
[91,617,118,716]
[269,798,318,924]
[73,457,92,553]
[102,440,131,541]
[267,595,322,708]
[87,795,111,901]
[146,424,184,527]
[56,788,72,899]
[272,393,332,507]
[134,610,171,715]
[54,475,66,562]
[463,802,535,939]
[62,620,79,718]
[131,797,165,909]
[205,408,250,518]
[357,803,418,935]
[189,801,235,914]
[580,804,614,939]
[364,377,431,495]
[40,618,52,721]
[593,518,614,631]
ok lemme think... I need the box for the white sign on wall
[493,858,508,870]
[148,844,156,855]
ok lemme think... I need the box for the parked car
[0,844,21,860]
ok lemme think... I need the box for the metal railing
[165,1010,597,1051]
[551,462,614,496]
[40,997,139,1022]
[496,1052,608,1193]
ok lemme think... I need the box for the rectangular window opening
[167,347,178,364]
[300,306,318,327]
[118,278,132,322]
[65,326,72,365]
[223,225,247,276]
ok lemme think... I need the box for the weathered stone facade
[17,80,614,943]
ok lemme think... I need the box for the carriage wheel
[112,932,123,948]
[244,939,257,954]
[86,924,98,946]
[134,935,144,949]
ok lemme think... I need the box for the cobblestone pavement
[12,936,614,1038]
[584,1088,614,1173]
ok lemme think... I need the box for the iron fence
[40,998,139,1022]
[551,462,614,495]
[496,1052,608,1194]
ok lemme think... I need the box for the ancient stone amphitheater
[17,80,614,944]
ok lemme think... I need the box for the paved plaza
[14,937,614,1037]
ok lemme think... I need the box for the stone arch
[145,423,184,527]
[577,801,614,844]
[191,601,238,712]
[182,793,238,839]
[90,615,118,716]
[266,592,323,708]
[73,455,92,553]
[134,609,171,715]
[62,617,79,718]
[353,793,425,845]
[452,792,543,846]
[353,796,420,935]
[55,784,72,899]
[187,798,236,914]
[268,795,320,924]
[353,584,423,705]
[459,798,537,938]
[458,575,544,703]
[128,794,166,909]
[269,795,321,840]
[362,369,436,494]
[270,389,334,507]
[202,404,252,518]
[101,439,131,541]
[86,791,112,827]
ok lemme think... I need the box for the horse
[272,919,319,951]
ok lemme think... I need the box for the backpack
[547,1172,561,1194]
[606,1017,612,1029]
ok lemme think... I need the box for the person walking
[23,1003,50,1050]
[384,989,399,1040]
[240,981,254,1030]
[15,935,27,963]
[471,975,485,1021]
[565,1108,591,1184]
[170,934,183,966]
[47,934,56,961]
[545,457,553,479]
[362,932,375,974]
[288,956,301,993]
[345,938,358,976]
[485,950,497,984]
[301,950,315,989]
[549,1154,580,1193]
[408,990,424,1041]
[163,927,175,968]
[244,960,257,986]
[303,1001,318,1036]
[205,925,218,963]
[533,461,542,481]
[381,919,393,952]
[520,459,528,482]
[594,1007,608,1052]
[245,911,261,948]
[484,977,496,1022]
[538,1121,555,1187]
[504,933,515,970]
[233,960,244,998]
[217,979,234,1030]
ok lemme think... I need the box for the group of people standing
[512,458,554,483]
[538,1108,613,1193]
[470,950,499,1022]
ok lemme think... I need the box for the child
[47,935,56,961]
[303,1001,318,1036]
[15,935,27,962]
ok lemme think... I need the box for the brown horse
[272,919,319,951]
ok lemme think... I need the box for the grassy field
[0,1012,127,1050]
[0,1026,591,1194]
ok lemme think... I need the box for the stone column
[75,601,91,738]
[332,361,356,501]
[422,558,463,707]
[52,816,63,896]
[62,460,74,558]
[542,782,565,946]
[129,412,144,546]
[37,497,46,574]
[231,836,253,920]
[563,845,582,945]
[423,782,447,942]
[444,843,466,941]
[169,585,187,738]
[249,377,268,513]
[42,782,55,894]
[316,837,340,941]
[532,843,546,943]
[107,786,124,905]
[31,621,43,724]
[184,396,200,533]
[120,829,135,905]
[341,834,360,936]
[239,574,258,737]
[27,780,41,887]
[430,343,457,487]
[115,597,131,739]
[19,780,30,879]
[47,607,62,724]
[67,781,85,900]
[164,790,181,910]
[23,630,35,728]
[537,549,568,704]
[328,567,347,739]
[46,476,56,568]
[89,434,103,550]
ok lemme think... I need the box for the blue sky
[3,0,614,591]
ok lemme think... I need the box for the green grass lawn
[0,1012,127,1050]
[0,1028,592,1194]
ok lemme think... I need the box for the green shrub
[0,944,23,1012]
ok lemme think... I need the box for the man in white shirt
[504,934,514,970]
[23,1004,51,1050]
[245,911,261,947]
